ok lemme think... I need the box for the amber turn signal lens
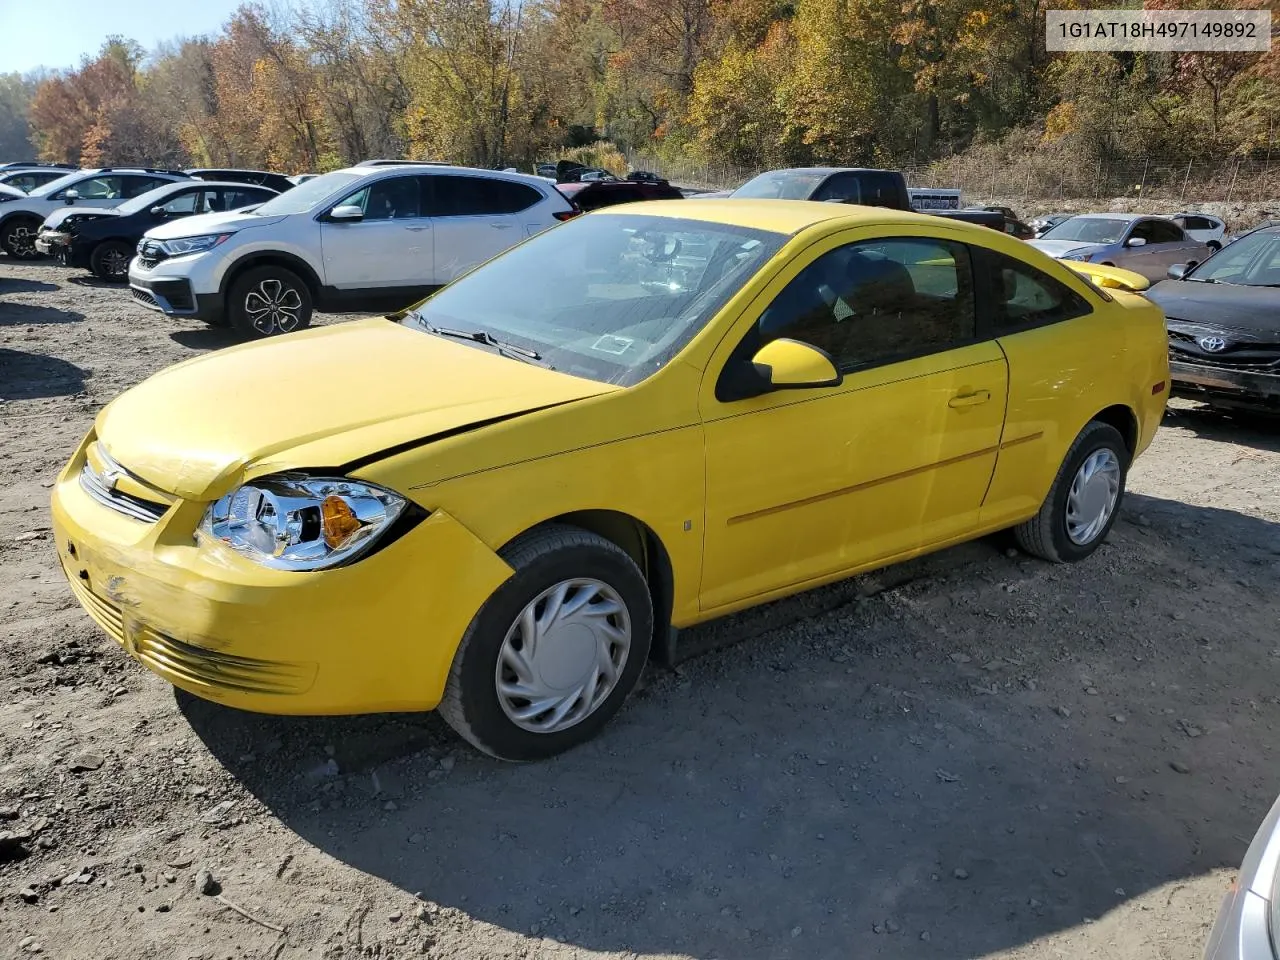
[321,495,361,549]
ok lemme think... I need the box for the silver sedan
[1202,793,1280,959]
[1028,214,1212,282]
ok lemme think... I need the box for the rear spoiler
[1062,261,1150,292]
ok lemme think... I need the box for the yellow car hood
[95,319,616,500]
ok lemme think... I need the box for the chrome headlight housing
[1060,251,1094,262]
[159,233,233,256]
[197,474,407,571]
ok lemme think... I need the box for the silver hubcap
[102,247,129,276]
[8,224,35,257]
[1065,448,1121,545]
[245,278,303,335]
[496,578,632,734]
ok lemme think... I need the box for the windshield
[114,183,184,216]
[29,172,85,197]
[732,170,827,200]
[403,214,785,386]
[1040,217,1130,245]
[252,171,360,216]
[1188,230,1280,286]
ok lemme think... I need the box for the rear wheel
[1014,421,1128,563]
[90,240,133,281]
[227,266,312,338]
[439,525,653,761]
[1,217,42,259]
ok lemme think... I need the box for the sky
[0,0,249,74]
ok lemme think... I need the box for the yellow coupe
[51,201,1170,760]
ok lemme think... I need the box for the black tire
[89,240,133,281]
[1207,240,1222,251]
[227,265,312,338]
[1,217,42,259]
[1014,421,1129,563]
[439,524,653,762]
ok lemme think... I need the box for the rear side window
[428,175,542,216]
[123,176,173,198]
[1178,215,1212,231]
[984,250,1091,331]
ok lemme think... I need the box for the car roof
[600,198,961,235]
[1070,212,1164,221]
[335,164,552,188]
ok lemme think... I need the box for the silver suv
[0,167,190,258]
[128,164,578,337]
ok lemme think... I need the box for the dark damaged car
[1145,224,1280,413]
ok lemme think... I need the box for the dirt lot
[2,257,1279,960]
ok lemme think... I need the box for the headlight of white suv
[197,475,407,571]
[159,233,233,256]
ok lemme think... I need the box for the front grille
[78,445,169,523]
[1169,347,1280,371]
[132,631,315,696]
[131,287,160,310]
[1168,329,1196,344]
[136,240,167,271]
[65,573,125,644]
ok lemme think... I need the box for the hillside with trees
[0,0,1276,186]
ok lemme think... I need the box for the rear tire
[1,217,42,259]
[439,524,653,761]
[1014,421,1129,563]
[89,240,133,281]
[227,266,312,338]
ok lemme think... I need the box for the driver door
[698,231,1008,612]
[319,174,432,290]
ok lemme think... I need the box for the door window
[340,176,422,220]
[1131,219,1184,244]
[67,176,123,199]
[985,251,1091,331]
[121,176,172,198]
[428,175,542,216]
[157,190,204,215]
[755,237,975,371]
[220,188,272,211]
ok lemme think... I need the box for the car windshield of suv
[1040,217,1129,244]
[731,171,827,200]
[1188,230,1280,286]
[403,213,785,387]
[252,171,360,216]
[28,172,84,198]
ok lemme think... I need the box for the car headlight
[1060,251,1093,262]
[159,233,233,256]
[197,474,407,571]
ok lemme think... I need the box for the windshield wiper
[419,320,550,365]
[1185,276,1219,283]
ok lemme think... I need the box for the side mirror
[328,204,364,222]
[751,338,842,391]
[1125,236,1147,248]
[63,189,79,204]
[1166,263,1188,280]
[150,206,165,216]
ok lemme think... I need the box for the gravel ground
[2,257,1279,960]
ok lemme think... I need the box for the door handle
[402,225,429,232]
[490,223,514,229]
[948,390,991,408]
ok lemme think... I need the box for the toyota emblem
[1198,336,1227,353]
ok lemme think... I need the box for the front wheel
[1,217,42,259]
[1014,421,1128,563]
[90,240,133,281]
[439,525,653,761]
[227,266,312,338]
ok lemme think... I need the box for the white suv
[128,164,579,337]
[0,167,191,258]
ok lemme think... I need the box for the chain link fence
[625,148,1280,206]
